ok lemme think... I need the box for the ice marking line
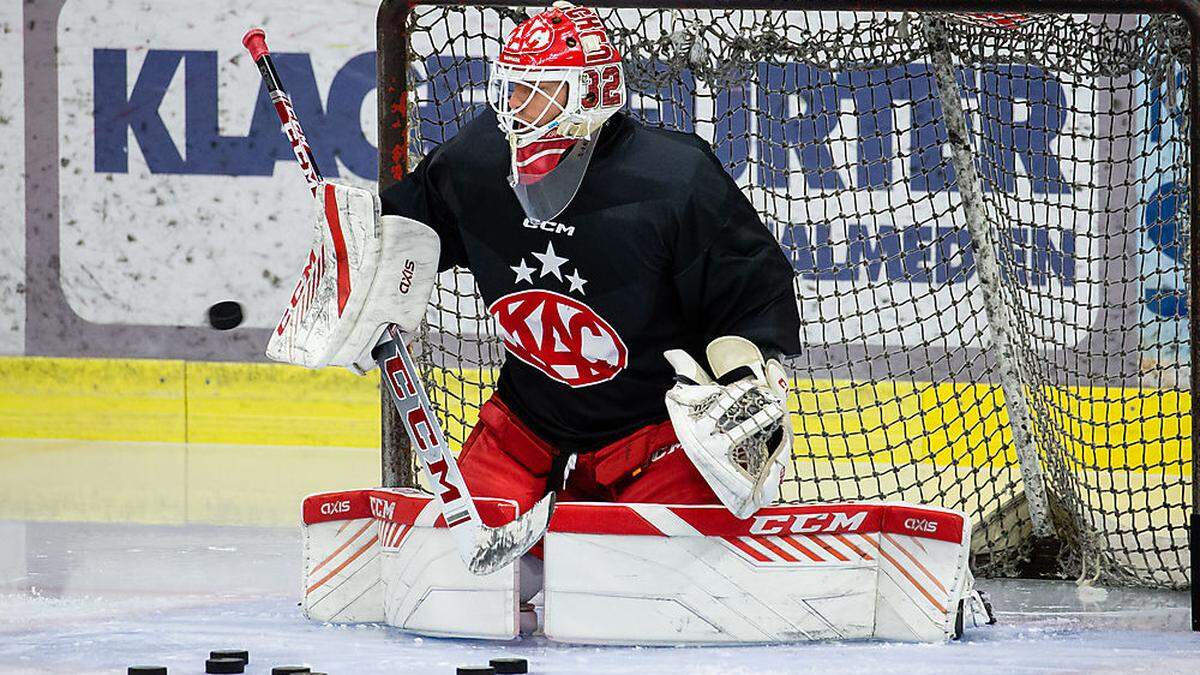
[883,532,947,594]
[755,536,800,563]
[306,534,380,595]
[780,535,825,562]
[864,536,945,613]
[310,520,374,575]
[725,536,772,562]
[809,534,850,561]
[835,533,873,561]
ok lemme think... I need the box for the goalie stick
[242,28,554,575]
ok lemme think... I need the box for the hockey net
[377,1,1197,589]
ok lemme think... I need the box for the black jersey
[381,110,800,453]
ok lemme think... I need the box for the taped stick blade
[467,492,556,575]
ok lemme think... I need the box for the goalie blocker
[302,490,990,643]
[266,182,440,374]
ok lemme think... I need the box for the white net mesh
[385,5,1194,588]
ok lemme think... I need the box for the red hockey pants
[457,396,721,514]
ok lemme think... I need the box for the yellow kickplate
[186,361,380,447]
[0,356,380,447]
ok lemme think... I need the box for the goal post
[375,0,1199,605]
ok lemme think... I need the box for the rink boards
[0,356,1188,471]
[0,355,1188,528]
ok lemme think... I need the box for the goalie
[379,1,800,530]
[271,1,991,644]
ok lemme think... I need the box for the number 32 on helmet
[488,1,626,148]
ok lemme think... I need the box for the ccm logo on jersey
[523,218,575,236]
[399,259,417,294]
[369,495,396,521]
[319,499,351,516]
[749,510,869,535]
[904,517,939,534]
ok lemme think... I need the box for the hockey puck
[128,668,168,675]
[271,668,311,674]
[207,301,244,330]
[456,667,495,675]
[206,657,245,674]
[490,658,528,674]
[210,650,248,664]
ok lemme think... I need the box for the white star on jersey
[511,258,535,284]
[566,269,588,295]
[533,241,568,281]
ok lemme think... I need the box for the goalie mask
[487,1,625,221]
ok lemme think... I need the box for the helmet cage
[488,60,626,148]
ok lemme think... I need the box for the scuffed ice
[0,521,1196,675]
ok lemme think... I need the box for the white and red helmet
[488,1,626,149]
[488,2,626,220]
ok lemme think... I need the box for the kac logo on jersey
[489,289,628,387]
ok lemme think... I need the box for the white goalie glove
[266,182,441,374]
[664,336,792,519]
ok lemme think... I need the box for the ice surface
[1,521,1196,675]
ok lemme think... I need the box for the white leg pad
[302,490,385,623]
[543,502,973,644]
[301,488,520,640]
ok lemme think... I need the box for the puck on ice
[271,668,311,674]
[206,657,245,674]
[490,658,529,674]
[457,667,495,675]
[207,301,244,330]
[128,668,168,675]
[210,650,249,664]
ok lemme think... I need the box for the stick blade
[467,492,556,575]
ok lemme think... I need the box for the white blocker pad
[301,488,520,639]
[266,182,440,374]
[543,501,974,644]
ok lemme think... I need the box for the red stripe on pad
[302,488,517,528]
[670,503,881,538]
[302,490,374,524]
[754,536,800,562]
[549,502,963,543]
[322,183,352,317]
[724,536,772,562]
[780,535,824,562]
[881,505,964,544]
[548,503,664,536]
